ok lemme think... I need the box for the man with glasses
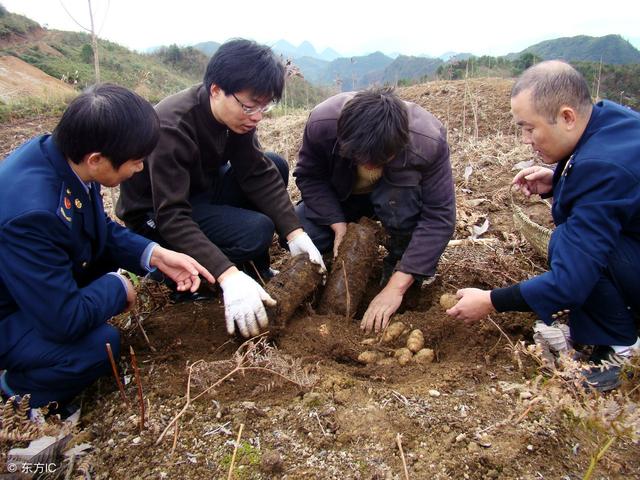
[117,39,324,339]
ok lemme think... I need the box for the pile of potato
[358,321,435,366]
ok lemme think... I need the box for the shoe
[169,289,216,304]
[581,346,630,392]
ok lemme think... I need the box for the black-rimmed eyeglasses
[232,93,276,115]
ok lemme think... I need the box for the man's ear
[209,84,221,98]
[559,106,578,130]
[84,152,105,169]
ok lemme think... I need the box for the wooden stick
[341,259,351,319]
[248,261,266,287]
[106,343,128,405]
[135,315,156,352]
[396,432,410,480]
[227,423,245,480]
[130,346,145,432]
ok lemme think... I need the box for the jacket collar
[41,135,105,245]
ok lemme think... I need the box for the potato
[394,347,412,358]
[414,348,435,364]
[376,357,396,366]
[358,350,382,364]
[406,329,425,353]
[439,293,458,310]
[381,322,406,343]
[397,352,413,366]
[394,347,413,366]
[360,338,377,346]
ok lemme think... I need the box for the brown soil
[1,79,639,479]
[319,218,380,317]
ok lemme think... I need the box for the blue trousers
[569,235,640,346]
[0,321,120,408]
[136,152,289,274]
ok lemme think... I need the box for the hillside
[0,55,74,101]
[0,9,200,103]
[508,34,640,65]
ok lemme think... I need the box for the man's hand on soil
[361,271,414,333]
[219,268,276,338]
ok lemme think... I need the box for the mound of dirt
[0,55,75,102]
[399,78,516,139]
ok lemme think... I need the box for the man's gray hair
[512,60,592,123]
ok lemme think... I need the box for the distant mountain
[447,53,474,62]
[295,56,330,84]
[271,39,298,58]
[324,52,394,90]
[297,41,317,58]
[192,41,220,57]
[319,47,341,61]
[439,51,458,61]
[185,34,640,91]
[379,55,444,84]
[507,34,640,64]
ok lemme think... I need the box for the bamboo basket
[510,187,552,260]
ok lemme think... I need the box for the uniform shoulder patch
[56,182,74,227]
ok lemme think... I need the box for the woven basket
[510,187,552,259]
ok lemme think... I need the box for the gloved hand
[288,232,327,273]
[220,270,276,337]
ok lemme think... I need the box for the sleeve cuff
[490,284,531,312]
[141,242,158,272]
[107,272,129,298]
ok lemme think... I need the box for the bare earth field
[1,79,638,479]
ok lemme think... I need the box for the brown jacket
[294,92,455,277]
[117,84,300,278]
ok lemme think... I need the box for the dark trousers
[295,181,421,280]
[137,152,289,275]
[569,235,640,346]
[1,321,120,408]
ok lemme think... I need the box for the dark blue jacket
[294,92,455,277]
[0,135,151,354]
[520,101,640,323]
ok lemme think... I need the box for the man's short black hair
[337,87,409,165]
[203,38,285,101]
[53,83,159,168]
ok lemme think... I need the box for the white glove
[288,232,327,273]
[220,271,276,337]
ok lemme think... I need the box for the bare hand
[150,246,215,292]
[331,222,348,258]
[360,272,414,333]
[512,166,554,197]
[446,288,495,323]
[122,275,137,312]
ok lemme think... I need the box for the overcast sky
[4,0,640,58]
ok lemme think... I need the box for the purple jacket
[294,92,455,277]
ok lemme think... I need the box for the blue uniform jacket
[0,135,151,355]
[520,101,640,324]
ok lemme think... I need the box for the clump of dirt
[265,253,323,331]
[318,218,380,317]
